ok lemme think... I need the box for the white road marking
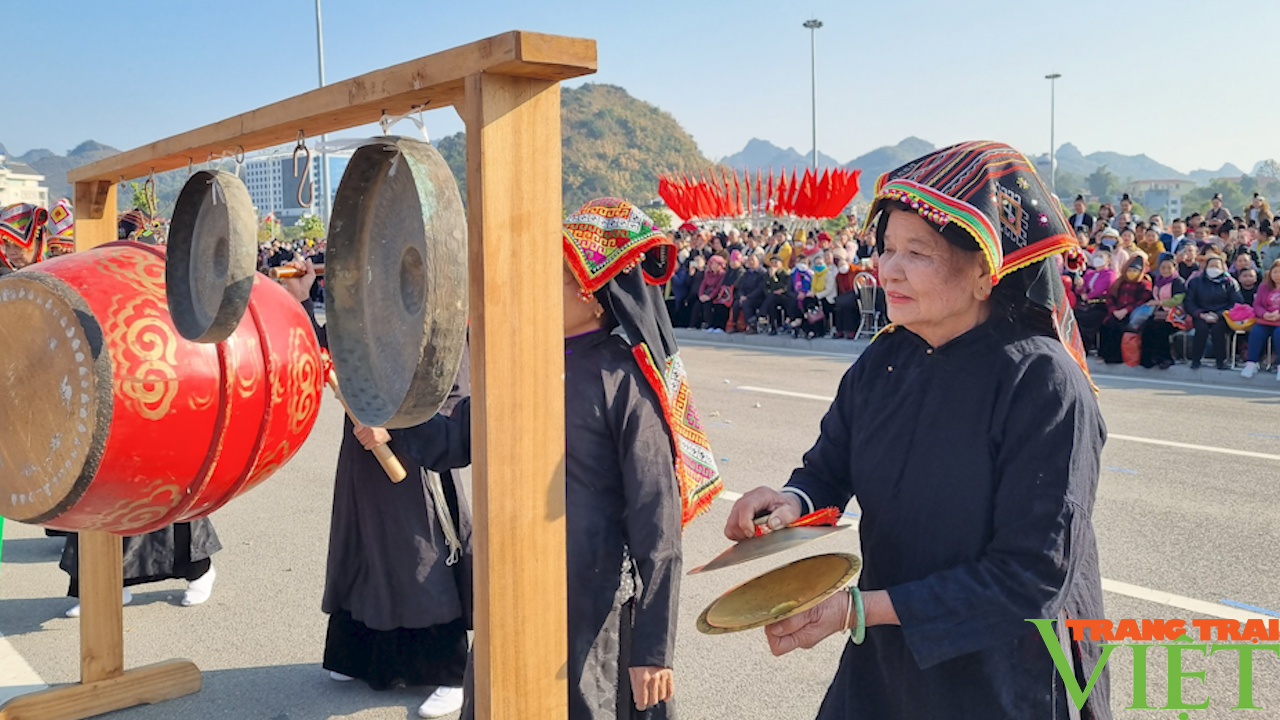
[1101,579,1272,622]
[678,339,861,360]
[0,632,46,705]
[1108,434,1280,462]
[736,386,1279,463]
[737,386,835,403]
[1093,374,1280,397]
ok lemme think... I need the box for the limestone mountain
[435,83,712,211]
[720,138,842,172]
[14,141,123,203]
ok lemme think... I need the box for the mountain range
[720,137,1252,192]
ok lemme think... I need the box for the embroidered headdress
[45,198,75,255]
[0,203,50,270]
[862,141,1091,384]
[563,197,722,526]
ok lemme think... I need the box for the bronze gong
[166,170,258,343]
[325,136,468,429]
[696,553,861,635]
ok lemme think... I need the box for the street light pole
[315,0,332,227]
[1045,72,1061,198]
[804,19,823,170]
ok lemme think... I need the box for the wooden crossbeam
[66,31,596,190]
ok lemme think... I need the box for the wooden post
[71,183,117,252]
[463,73,568,720]
[77,532,124,683]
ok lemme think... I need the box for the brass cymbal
[696,553,861,635]
[687,524,848,575]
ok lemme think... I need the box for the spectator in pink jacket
[1240,259,1280,379]
[1074,249,1116,354]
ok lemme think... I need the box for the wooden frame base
[0,661,201,720]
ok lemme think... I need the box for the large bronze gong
[166,170,258,343]
[326,137,468,429]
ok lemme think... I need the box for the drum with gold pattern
[0,241,322,534]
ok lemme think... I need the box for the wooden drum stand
[0,30,595,720]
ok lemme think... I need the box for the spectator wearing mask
[1208,193,1231,225]
[692,255,729,330]
[1241,260,1280,379]
[1246,193,1274,226]
[758,255,795,333]
[1142,254,1186,369]
[1068,195,1094,232]
[1185,253,1244,369]
[832,250,860,339]
[729,252,766,333]
[1098,254,1152,364]
[1075,248,1116,353]
[812,250,839,336]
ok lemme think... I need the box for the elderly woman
[727,142,1110,719]
[1098,254,1152,364]
[1185,252,1244,370]
[1142,254,1186,369]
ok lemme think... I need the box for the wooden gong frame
[0,30,593,720]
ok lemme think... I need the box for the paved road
[3,341,1279,719]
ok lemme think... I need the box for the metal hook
[293,132,314,208]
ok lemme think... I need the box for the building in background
[0,154,49,207]
[1127,179,1196,220]
[242,151,351,224]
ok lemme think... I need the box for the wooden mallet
[326,369,408,482]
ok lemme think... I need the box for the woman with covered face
[1097,254,1153,364]
[1185,252,1245,370]
[727,142,1110,719]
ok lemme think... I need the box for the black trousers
[834,293,860,334]
[1074,302,1107,353]
[1098,317,1128,364]
[1140,320,1176,367]
[1191,313,1228,362]
[758,293,797,329]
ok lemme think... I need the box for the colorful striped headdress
[0,203,49,270]
[45,198,75,254]
[862,141,1091,385]
[563,198,722,527]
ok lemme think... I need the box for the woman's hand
[353,423,391,450]
[765,591,848,656]
[699,294,711,302]
[628,666,673,711]
[724,487,803,541]
[1202,312,1218,324]
[1266,311,1280,322]
[279,257,316,302]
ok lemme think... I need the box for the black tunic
[785,319,1111,720]
[394,328,683,719]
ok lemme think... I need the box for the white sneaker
[418,686,464,718]
[66,588,132,618]
[328,670,355,682]
[181,566,217,606]
[1242,362,1258,379]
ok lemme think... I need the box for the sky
[4,0,1278,174]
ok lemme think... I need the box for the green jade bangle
[846,587,866,645]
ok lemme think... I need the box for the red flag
[733,170,744,216]
[742,171,751,216]
[766,168,775,216]
[775,170,790,216]
[798,168,815,218]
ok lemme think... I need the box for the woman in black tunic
[388,198,724,719]
[282,262,473,718]
[727,142,1112,720]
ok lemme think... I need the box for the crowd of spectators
[1064,191,1280,379]
[665,221,886,340]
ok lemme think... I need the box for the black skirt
[323,608,468,691]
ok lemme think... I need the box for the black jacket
[1184,272,1244,315]
[735,267,767,301]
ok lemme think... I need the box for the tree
[822,214,850,234]
[1257,160,1280,180]
[645,207,674,230]
[1053,170,1085,201]
[1085,166,1119,199]
[1181,179,1247,218]
[295,214,326,239]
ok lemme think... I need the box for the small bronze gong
[325,136,468,429]
[166,170,258,343]
[696,553,861,635]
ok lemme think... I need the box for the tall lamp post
[315,0,332,227]
[1045,72,1061,198]
[804,19,823,170]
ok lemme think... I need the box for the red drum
[0,242,322,534]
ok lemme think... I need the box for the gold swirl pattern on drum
[244,439,290,492]
[286,327,321,436]
[90,478,184,532]
[94,246,165,300]
[233,336,260,400]
[104,295,180,421]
